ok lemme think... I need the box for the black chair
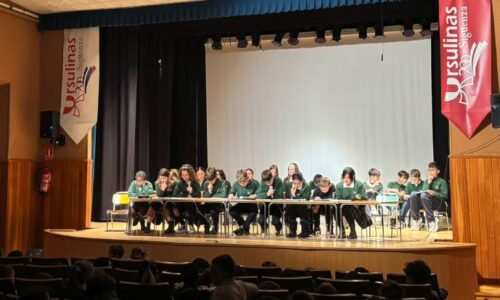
[95,266,114,277]
[158,271,182,284]
[400,284,433,299]
[113,268,140,283]
[357,272,384,283]
[386,273,407,284]
[155,261,190,273]
[30,257,68,266]
[317,278,372,296]
[241,266,282,277]
[310,293,358,300]
[15,278,65,299]
[4,294,19,300]
[335,270,349,279]
[236,275,259,285]
[22,264,69,279]
[117,281,171,300]
[70,257,102,265]
[255,289,289,300]
[430,273,440,292]
[0,278,15,295]
[0,257,30,266]
[261,276,314,292]
[311,269,333,279]
[111,259,145,271]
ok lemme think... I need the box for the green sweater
[256,177,283,199]
[424,177,449,200]
[229,180,259,198]
[386,181,406,193]
[154,182,174,197]
[405,180,426,195]
[285,182,311,200]
[202,179,229,198]
[128,180,154,198]
[335,180,366,200]
[173,181,201,198]
[363,181,383,195]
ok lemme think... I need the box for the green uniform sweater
[128,180,154,198]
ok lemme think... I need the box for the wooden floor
[43,222,477,299]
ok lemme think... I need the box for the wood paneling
[451,155,500,282]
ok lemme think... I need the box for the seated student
[246,168,260,188]
[200,167,229,234]
[256,169,284,235]
[335,167,369,239]
[283,163,300,186]
[153,168,173,233]
[173,164,201,233]
[210,254,257,300]
[216,169,233,193]
[309,174,322,192]
[196,167,207,187]
[285,172,312,239]
[404,169,426,231]
[229,171,260,235]
[107,244,125,259]
[410,162,449,233]
[128,171,154,233]
[169,168,180,191]
[386,170,409,224]
[364,168,383,200]
[404,260,440,300]
[312,177,336,235]
[378,280,404,299]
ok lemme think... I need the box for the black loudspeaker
[40,111,60,138]
[492,95,500,129]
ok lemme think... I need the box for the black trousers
[229,204,257,231]
[258,204,283,232]
[286,205,310,234]
[337,205,357,235]
[312,205,334,233]
[199,203,224,230]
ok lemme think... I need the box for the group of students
[128,161,448,239]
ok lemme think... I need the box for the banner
[60,27,99,144]
[440,0,491,138]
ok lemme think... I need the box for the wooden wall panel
[0,161,7,251]
[451,155,500,282]
[43,160,92,230]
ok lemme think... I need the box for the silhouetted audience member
[210,254,257,300]
[180,263,200,289]
[404,260,431,284]
[316,282,337,294]
[139,260,157,284]
[0,265,14,278]
[130,247,147,260]
[67,260,95,300]
[261,261,278,268]
[258,280,282,290]
[86,270,117,300]
[7,250,23,257]
[288,290,313,300]
[379,280,404,300]
[108,244,125,259]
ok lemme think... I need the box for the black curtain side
[92,28,207,221]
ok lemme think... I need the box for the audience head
[317,282,337,294]
[404,260,432,284]
[7,250,23,257]
[368,168,381,183]
[86,270,116,300]
[261,260,278,267]
[246,168,255,181]
[108,244,125,259]
[179,164,196,183]
[192,257,210,273]
[134,171,147,186]
[409,169,421,184]
[196,167,206,183]
[206,167,217,183]
[398,170,409,184]
[287,163,299,178]
[70,260,95,285]
[0,265,14,278]
[169,168,180,182]
[155,168,170,185]
[288,290,313,300]
[261,170,273,185]
[181,263,200,288]
[341,167,356,185]
[216,169,227,181]
[428,161,441,178]
[210,254,235,285]
[259,280,282,290]
[130,246,147,260]
[269,164,279,178]
[379,280,404,300]
[319,177,332,193]
[313,174,322,188]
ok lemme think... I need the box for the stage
[43,222,477,299]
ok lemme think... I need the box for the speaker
[493,94,500,129]
[40,111,60,138]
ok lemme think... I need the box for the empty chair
[158,271,182,284]
[111,258,145,270]
[22,264,69,279]
[335,270,349,279]
[15,278,65,299]
[0,278,15,295]
[400,284,433,299]
[255,289,289,300]
[317,278,371,296]
[241,266,282,277]
[261,276,314,292]
[0,257,30,266]
[113,268,140,283]
[30,257,68,266]
[154,261,190,273]
[386,273,407,284]
[310,293,358,300]
[117,281,171,300]
[236,275,259,285]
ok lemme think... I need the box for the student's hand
[367,189,375,194]
[160,182,168,191]
[291,186,297,197]
[427,175,434,183]
[314,196,321,200]
[404,194,410,200]
[427,190,436,197]
[229,194,235,199]
[208,183,213,194]
[249,194,257,200]
[398,191,405,197]
[267,188,274,197]
[186,186,193,194]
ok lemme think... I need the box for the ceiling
[8,0,200,14]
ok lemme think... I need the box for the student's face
[216,171,222,180]
[196,170,206,182]
[428,167,439,178]
[293,179,302,189]
[320,185,330,193]
[159,176,168,184]
[246,170,253,181]
[342,175,353,186]
[181,170,190,182]
[369,175,379,184]
[136,177,145,186]
[410,176,420,185]
[263,180,272,186]
[398,176,408,185]
[239,178,249,187]
[288,165,297,177]
[209,179,216,185]
[270,168,277,178]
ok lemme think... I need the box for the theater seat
[261,276,314,292]
[256,289,289,300]
[241,266,282,277]
[309,293,357,299]
[15,278,65,299]
[117,282,171,300]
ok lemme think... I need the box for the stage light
[272,32,284,47]
[420,20,433,37]
[314,30,326,44]
[251,34,261,48]
[332,26,342,42]
[211,37,222,50]
[402,22,415,37]
[357,25,367,40]
[374,24,384,39]
[288,31,299,46]
[236,35,248,48]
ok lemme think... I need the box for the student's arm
[212,181,229,198]
[142,181,154,196]
[255,183,269,199]
[334,183,343,199]
[356,182,367,200]
[433,178,449,200]
[302,184,312,200]
[190,182,201,197]
[128,182,138,198]
[173,182,182,197]
[229,182,238,197]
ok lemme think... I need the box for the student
[410,162,449,232]
[169,169,180,191]
[256,169,284,235]
[285,172,312,238]
[228,170,259,235]
[309,174,322,192]
[335,167,369,239]
[196,167,207,187]
[386,170,409,225]
[128,171,154,233]
[246,168,260,188]
[154,168,174,233]
[216,169,232,193]
[283,163,300,186]
[312,177,336,235]
[404,169,426,230]
[173,164,201,233]
[201,167,229,234]
[363,168,383,200]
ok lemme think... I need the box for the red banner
[440,0,491,138]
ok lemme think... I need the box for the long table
[128,197,403,240]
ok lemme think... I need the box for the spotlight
[251,34,261,48]
[288,31,299,46]
[272,32,284,47]
[236,35,248,48]
[357,24,367,40]
[314,30,326,44]
[332,26,342,42]
[374,24,384,39]
[420,20,432,37]
[211,37,222,50]
[402,22,415,37]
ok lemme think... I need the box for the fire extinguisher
[38,166,52,195]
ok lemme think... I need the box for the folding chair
[106,192,130,231]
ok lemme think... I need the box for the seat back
[15,278,65,298]
[309,293,358,300]
[0,257,30,266]
[386,273,407,284]
[335,270,349,279]
[236,276,259,285]
[113,192,130,206]
[261,276,314,292]
[400,283,432,299]
[30,257,68,266]
[22,264,69,279]
[241,266,282,277]
[311,269,332,279]
[111,259,145,270]
[158,271,182,284]
[95,266,114,277]
[430,273,440,292]
[155,261,190,273]
[0,278,15,295]
[117,282,171,300]
[357,272,384,283]
[113,268,140,283]
[317,278,371,296]
[255,289,289,300]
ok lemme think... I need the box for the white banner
[60,27,99,144]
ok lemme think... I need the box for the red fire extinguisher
[38,166,52,195]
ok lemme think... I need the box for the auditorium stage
[44,222,477,299]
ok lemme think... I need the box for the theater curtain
[92,27,207,221]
